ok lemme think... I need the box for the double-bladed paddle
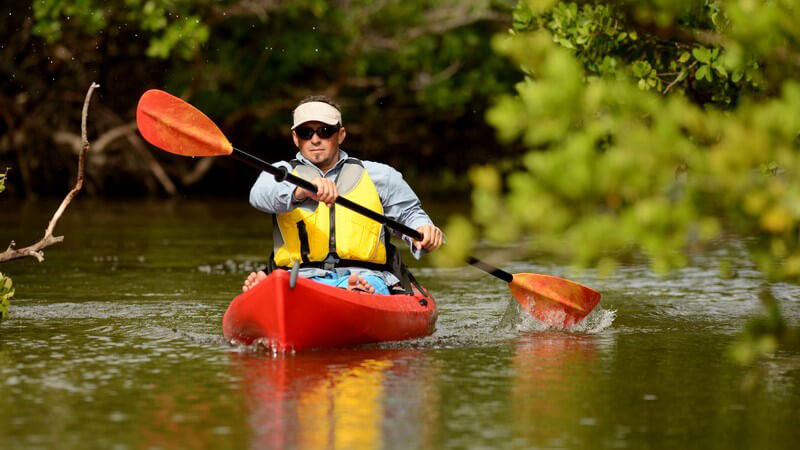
[136,89,601,327]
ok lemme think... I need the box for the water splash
[517,306,616,334]
[228,337,296,357]
[498,297,615,334]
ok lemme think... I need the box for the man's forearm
[249,170,298,214]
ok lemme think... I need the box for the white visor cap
[291,101,342,130]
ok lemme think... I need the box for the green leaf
[678,51,691,63]
[0,272,12,322]
[692,47,711,64]
[695,65,708,80]
[714,65,728,79]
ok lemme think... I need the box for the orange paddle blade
[136,89,233,157]
[509,273,601,328]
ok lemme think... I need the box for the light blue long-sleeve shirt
[249,149,434,286]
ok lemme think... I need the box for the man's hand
[294,177,337,207]
[413,224,444,251]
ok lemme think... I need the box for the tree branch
[54,122,137,154]
[663,62,697,94]
[180,157,216,187]
[367,8,507,50]
[0,82,99,263]
[126,133,177,194]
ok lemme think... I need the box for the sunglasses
[294,124,340,140]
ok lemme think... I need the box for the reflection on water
[231,349,436,449]
[2,200,800,449]
[511,333,604,447]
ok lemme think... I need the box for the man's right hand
[294,177,338,207]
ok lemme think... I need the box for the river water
[1,199,799,449]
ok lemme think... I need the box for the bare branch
[93,122,138,153]
[53,130,82,153]
[54,122,137,154]
[210,0,280,21]
[663,62,697,94]
[0,82,99,263]
[180,157,216,186]
[412,61,462,90]
[366,5,507,50]
[126,133,177,195]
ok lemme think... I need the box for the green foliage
[731,303,782,366]
[0,273,11,323]
[452,0,800,278]
[511,0,763,104]
[431,215,478,268]
[435,0,800,362]
[0,168,7,194]
[730,290,800,366]
[32,0,210,59]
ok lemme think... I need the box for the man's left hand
[414,225,444,251]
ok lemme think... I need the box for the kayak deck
[222,270,437,351]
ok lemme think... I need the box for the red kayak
[222,269,437,351]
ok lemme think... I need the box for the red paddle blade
[136,89,233,157]
[509,273,601,328]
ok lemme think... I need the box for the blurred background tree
[0,0,519,197]
[434,0,800,362]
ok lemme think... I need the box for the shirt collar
[294,149,349,175]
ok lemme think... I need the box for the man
[243,95,443,294]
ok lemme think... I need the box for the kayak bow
[222,270,437,351]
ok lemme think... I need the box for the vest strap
[296,220,310,263]
[282,258,389,272]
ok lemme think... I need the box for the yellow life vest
[273,158,387,269]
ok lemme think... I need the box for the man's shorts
[310,270,390,296]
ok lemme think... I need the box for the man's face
[292,121,346,172]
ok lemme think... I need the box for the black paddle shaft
[231,147,514,283]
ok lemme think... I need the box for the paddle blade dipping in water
[510,273,601,328]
